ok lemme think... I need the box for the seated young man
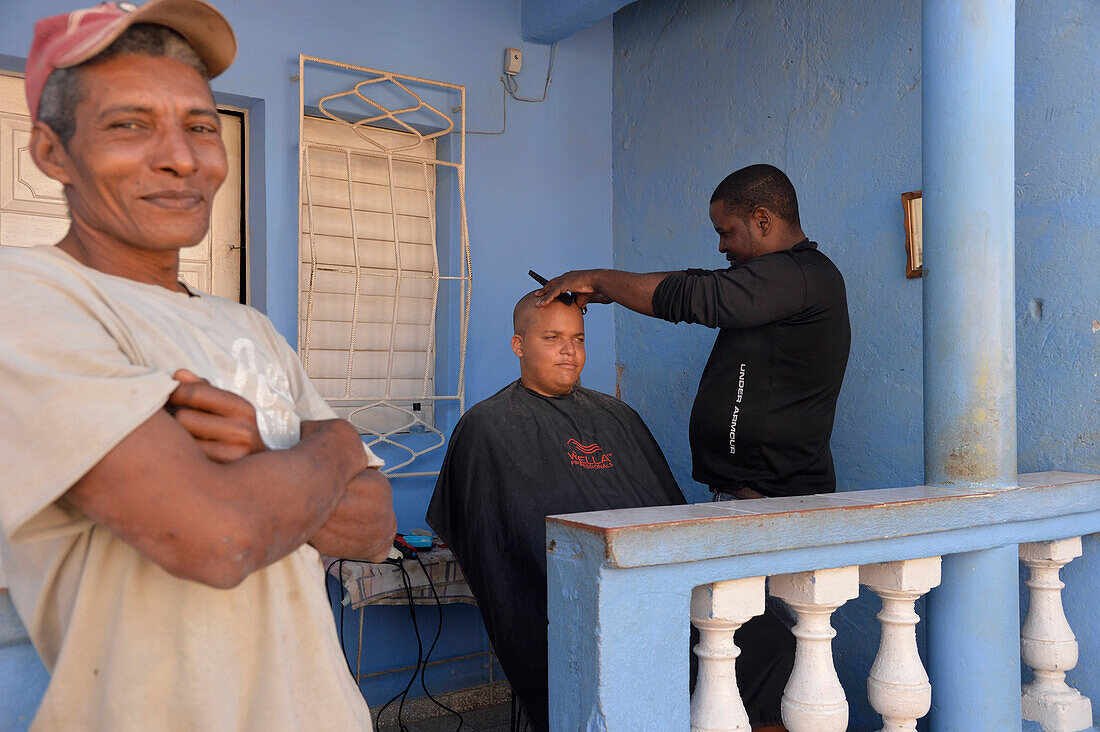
[426,291,686,731]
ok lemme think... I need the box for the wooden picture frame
[902,190,923,278]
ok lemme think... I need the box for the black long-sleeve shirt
[652,239,850,496]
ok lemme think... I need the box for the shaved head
[511,290,586,396]
[513,289,582,335]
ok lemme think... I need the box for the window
[297,56,471,476]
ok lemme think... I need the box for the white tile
[1018,471,1100,489]
[550,502,752,529]
[830,485,982,505]
[724,494,855,515]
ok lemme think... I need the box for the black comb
[529,270,576,306]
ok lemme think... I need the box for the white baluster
[690,577,766,732]
[860,557,942,732]
[1020,538,1094,732]
[769,566,860,732]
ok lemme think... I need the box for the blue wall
[611,0,1098,727]
[612,0,925,502]
[0,0,613,709]
[0,0,616,495]
[1017,0,1100,713]
[2,0,1096,723]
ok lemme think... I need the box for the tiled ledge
[547,471,1100,569]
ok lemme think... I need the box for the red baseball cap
[25,0,237,120]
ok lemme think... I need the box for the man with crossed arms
[0,1,395,728]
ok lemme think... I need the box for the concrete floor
[377,700,520,731]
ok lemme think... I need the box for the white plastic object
[504,47,522,76]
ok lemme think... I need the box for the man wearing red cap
[0,2,395,728]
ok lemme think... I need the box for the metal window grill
[297,55,471,477]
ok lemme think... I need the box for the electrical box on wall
[504,47,522,76]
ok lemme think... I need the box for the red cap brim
[26,0,236,119]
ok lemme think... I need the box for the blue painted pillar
[922,0,1020,730]
[547,532,690,730]
[927,546,1021,730]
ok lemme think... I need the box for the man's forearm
[537,268,675,316]
[591,269,674,317]
[309,467,396,562]
[65,413,369,588]
[217,419,369,570]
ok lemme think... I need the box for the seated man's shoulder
[459,381,523,427]
[0,244,45,263]
[574,386,642,418]
[458,383,646,433]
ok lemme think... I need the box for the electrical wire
[334,552,465,731]
[375,561,422,730]
[327,558,358,680]
[467,42,558,137]
[395,562,421,729]
[465,76,508,136]
[414,552,465,729]
[504,43,557,103]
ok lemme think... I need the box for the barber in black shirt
[537,163,850,500]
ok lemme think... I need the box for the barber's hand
[167,369,267,463]
[535,269,612,309]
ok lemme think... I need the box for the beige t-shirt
[0,245,382,731]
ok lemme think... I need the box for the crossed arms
[64,370,396,589]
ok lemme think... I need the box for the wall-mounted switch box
[504,48,522,76]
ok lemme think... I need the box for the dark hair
[710,164,801,226]
[37,23,210,146]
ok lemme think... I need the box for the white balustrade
[544,473,1100,731]
[860,557,941,732]
[769,566,860,732]
[1020,537,1094,732]
[689,577,766,732]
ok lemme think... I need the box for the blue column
[547,538,691,730]
[922,0,1016,486]
[922,1,1020,730]
[927,546,1021,730]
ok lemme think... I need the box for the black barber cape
[426,381,685,731]
[652,239,850,497]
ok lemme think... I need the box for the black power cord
[375,560,422,731]
[330,553,465,731]
[413,552,464,730]
[326,558,357,680]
